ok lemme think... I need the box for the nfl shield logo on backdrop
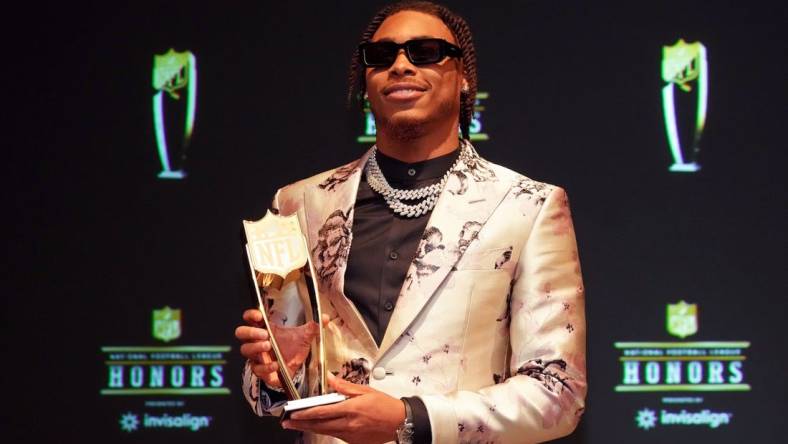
[666,300,698,338]
[152,306,182,342]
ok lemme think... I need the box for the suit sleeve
[419,186,587,443]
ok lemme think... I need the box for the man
[235,2,586,443]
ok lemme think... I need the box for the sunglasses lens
[363,42,397,67]
[361,39,456,67]
[407,40,442,64]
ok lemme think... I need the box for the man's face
[365,10,464,139]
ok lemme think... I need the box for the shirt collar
[374,147,460,182]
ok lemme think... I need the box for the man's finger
[242,308,263,325]
[321,313,330,327]
[251,362,279,377]
[234,325,269,342]
[240,341,271,360]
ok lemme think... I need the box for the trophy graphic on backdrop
[152,49,197,179]
[661,39,708,173]
[243,211,345,416]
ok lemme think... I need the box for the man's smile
[382,81,428,101]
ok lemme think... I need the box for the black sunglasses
[359,38,463,68]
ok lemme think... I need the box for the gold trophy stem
[305,254,327,395]
[245,245,300,400]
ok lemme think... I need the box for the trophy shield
[243,210,328,401]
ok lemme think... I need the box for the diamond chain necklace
[365,142,471,218]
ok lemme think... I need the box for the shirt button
[407,168,416,176]
[389,251,399,260]
[384,301,394,311]
[372,367,387,380]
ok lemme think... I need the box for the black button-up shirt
[345,147,460,345]
[344,147,459,444]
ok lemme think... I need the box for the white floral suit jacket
[243,144,587,444]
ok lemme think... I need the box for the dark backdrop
[5,1,786,443]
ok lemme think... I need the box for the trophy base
[277,393,347,420]
[669,162,701,173]
[158,169,187,179]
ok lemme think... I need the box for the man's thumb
[327,372,370,397]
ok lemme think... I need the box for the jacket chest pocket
[456,269,512,389]
[455,246,515,272]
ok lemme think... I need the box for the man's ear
[461,78,469,93]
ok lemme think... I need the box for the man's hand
[282,373,406,444]
[234,308,326,388]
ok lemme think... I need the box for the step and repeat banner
[7,1,785,443]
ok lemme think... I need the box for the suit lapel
[377,145,512,359]
[301,151,378,358]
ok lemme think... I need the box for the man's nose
[388,49,416,75]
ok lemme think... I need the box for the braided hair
[347,1,478,140]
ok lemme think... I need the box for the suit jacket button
[372,367,387,380]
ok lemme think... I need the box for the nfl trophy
[243,211,344,413]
